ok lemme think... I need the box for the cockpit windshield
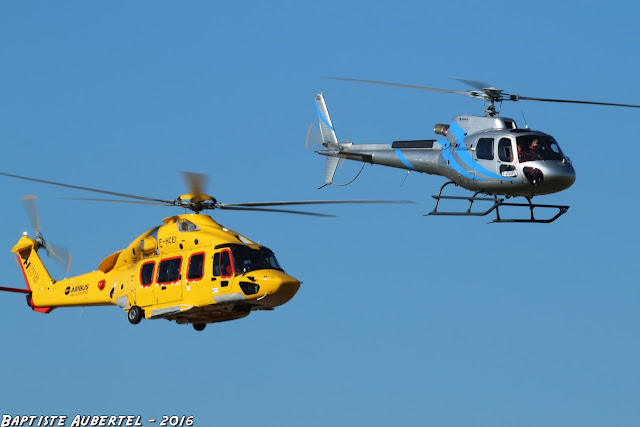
[230,246,283,274]
[516,135,564,162]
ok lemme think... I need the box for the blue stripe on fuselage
[395,149,418,171]
[444,121,514,181]
[442,122,480,180]
[442,149,477,180]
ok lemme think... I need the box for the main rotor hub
[468,88,509,117]
[176,193,218,213]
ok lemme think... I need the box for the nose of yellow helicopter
[241,270,301,307]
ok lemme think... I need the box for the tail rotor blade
[48,243,72,275]
[305,123,323,151]
[21,195,72,274]
[23,195,41,234]
[305,123,313,150]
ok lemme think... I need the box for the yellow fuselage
[12,214,301,325]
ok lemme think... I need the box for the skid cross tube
[426,181,570,223]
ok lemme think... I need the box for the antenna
[520,110,530,129]
[400,170,410,187]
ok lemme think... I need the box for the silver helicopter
[313,77,640,223]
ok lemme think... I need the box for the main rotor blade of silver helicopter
[218,206,336,217]
[327,77,471,96]
[329,76,640,109]
[219,199,413,208]
[450,77,494,91]
[514,95,640,108]
[0,172,174,204]
[22,195,42,233]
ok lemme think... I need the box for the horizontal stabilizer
[0,286,31,294]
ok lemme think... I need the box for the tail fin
[11,233,55,313]
[315,93,340,187]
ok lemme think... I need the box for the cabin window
[230,246,283,274]
[498,138,514,162]
[187,253,204,281]
[140,262,155,287]
[476,138,494,160]
[157,257,182,284]
[516,135,564,162]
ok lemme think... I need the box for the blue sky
[1,1,639,426]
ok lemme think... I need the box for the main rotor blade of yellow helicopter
[0,172,173,204]
[219,199,413,208]
[180,171,207,203]
[67,197,174,206]
[217,206,336,217]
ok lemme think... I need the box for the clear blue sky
[1,1,639,426]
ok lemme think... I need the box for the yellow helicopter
[0,172,404,331]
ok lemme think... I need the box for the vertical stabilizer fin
[315,93,339,149]
[315,93,341,187]
[11,235,55,313]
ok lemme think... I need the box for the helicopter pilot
[517,138,541,163]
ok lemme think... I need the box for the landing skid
[426,182,569,223]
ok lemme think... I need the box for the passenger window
[188,253,204,280]
[157,257,182,284]
[140,262,155,286]
[213,253,220,276]
[498,138,513,162]
[500,164,517,177]
[476,138,494,160]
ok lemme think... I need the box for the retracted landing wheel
[193,323,206,331]
[128,306,144,325]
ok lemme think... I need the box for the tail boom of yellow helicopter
[11,234,112,312]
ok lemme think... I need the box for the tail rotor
[305,123,324,151]
[23,195,72,274]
